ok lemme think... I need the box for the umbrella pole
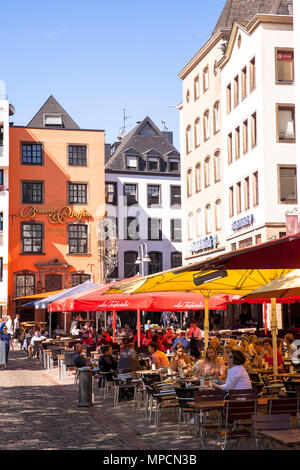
[137,309,141,348]
[271,298,278,375]
[49,312,52,338]
[263,302,267,335]
[112,310,116,343]
[64,312,67,332]
[204,295,210,352]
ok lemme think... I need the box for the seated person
[73,344,92,368]
[98,345,117,388]
[148,342,169,370]
[70,321,80,336]
[170,343,192,373]
[252,340,266,369]
[263,338,284,371]
[117,344,140,377]
[284,334,297,357]
[196,346,226,380]
[144,320,152,332]
[190,349,202,377]
[212,349,252,391]
[28,330,46,359]
[163,328,175,351]
[187,320,202,341]
[172,331,190,352]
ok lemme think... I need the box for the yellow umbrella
[105,266,292,373]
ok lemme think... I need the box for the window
[205,204,211,234]
[188,213,194,240]
[68,146,87,166]
[213,102,220,133]
[124,217,139,240]
[214,151,221,182]
[0,170,4,186]
[22,143,43,165]
[71,273,90,286]
[243,119,248,154]
[126,156,138,170]
[244,176,250,210]
[276,49,294,83]
[253,171,259,206]
[170,219,182,242]
[234,75,239,107]
[148,218,162,240]
[147,157,160,171]
[194,118,201,148]
[124,184,138,206]
[215,199,221,230]
[251,112,257,148]
[16,273,35,297]
[148,252,163,275]
[250,57,256,92]
[231,243,237,251]
[278,166,297,204]
[22,181,43,204]
[204,157,210,187]
[276,104,295,142]
[229,186,234,217]
[235,126,240,160]
[203,66,209,92]
[21,223,43,254]
[171,252,182,269]
[186,126,192,153]
[170,186,181,208]
[194,75,200,100]
[255,234,262,245]
[196,208,202,237]
[236,182,241,214]
[169,158,179,172]
[227,83,232,114]
[203,111,209,141]
[147,185,160,207]
[186,89,190,103]
[195,163,201,192]
[227,133,233,164]
[241,66,247,99]
[105,182,117,205]
[187,169,193,197]
[124,251,138,278]
[104,216,118,239]
[44,114,62,127]
[239,238,253,249]
[0,213,3,232]
[68,224,88,254]
[68,183,87,204]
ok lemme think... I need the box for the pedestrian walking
[0,326,12,368]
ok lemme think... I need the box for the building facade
[9,96,105,323]
[104,116,182,281]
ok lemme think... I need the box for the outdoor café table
[257,428,300,449]
[187,400,225,445]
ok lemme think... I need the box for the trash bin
[78,366,94,407]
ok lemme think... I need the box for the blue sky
[1,0,225,148]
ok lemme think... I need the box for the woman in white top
[212,349,252,391]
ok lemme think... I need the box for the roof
[213,0,293,34]
[105,116,180,172]
[27,95,80,129]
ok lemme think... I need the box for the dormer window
[126,156,138,170]
[169,159,179,172]
[43,114,63,127]
[148,157,160,171]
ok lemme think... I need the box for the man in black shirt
[98,345,117,388]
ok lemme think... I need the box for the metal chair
[141,374,161,421]
[112,375,135,408]
[98,370,115,399]
[152,382,178,436]
[174,387,199,439]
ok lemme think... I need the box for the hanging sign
[232,214,254,231]
[190,234,218,254]
[20,205,92,224]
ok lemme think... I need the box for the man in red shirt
[188,320,202,341]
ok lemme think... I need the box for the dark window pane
[22,144,43,165]
[68,146,87,166]
[68,225,88,254]
[148,252,162,274]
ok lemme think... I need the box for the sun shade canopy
[243,269,300,300]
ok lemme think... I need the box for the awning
[14,290,64,301]
[34,281,99,310]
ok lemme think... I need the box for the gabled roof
[105,116,179,172]
[213,0,293,34]
[27,95,80,129]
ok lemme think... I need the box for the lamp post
[135,243,151,346]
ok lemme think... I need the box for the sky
[1,0,226,149]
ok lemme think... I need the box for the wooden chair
[152,382,178,436]
[141,374,161,421]
[297,413,300,428]
[174,387,199,439]
[261,375,283,397]
[193,389,225,446]
[268,397,299,416]
[228,389,257,400]
[252,414,292,449]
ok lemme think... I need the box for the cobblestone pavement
[0,349,293,451]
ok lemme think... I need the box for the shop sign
[20,205,92,224]
[277,51,293,61]
[190,235,218,254]
[232,214,254,231]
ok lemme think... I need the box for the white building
[104,116,182,280]
[294,0,300,226]
[0,84,10,316]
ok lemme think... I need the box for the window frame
[67,182,88,205]
[21,222,44,255]
[21,142,43,166]
[147,184,161,208]
[277,165,298,204]
[68,145,87,167]
[21,180,44,204]
[276,104,296,143]
[275,48,294,84]
[68,224,89,254]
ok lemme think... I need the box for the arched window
[148,251,163,274]
[187,169,193,197]
[213,101,220,133]
[203,110,210,141]
[186,125,192,153]
[194,118,201,148]
[194,75,200,100]
[188,212,194,240]
[214,151,221,182]
[205,204,211,234]
[196,208,202,237]
[215,199,222,230]
[204,157,211,187]
[124,251,138,278]
[195,162,201,192]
